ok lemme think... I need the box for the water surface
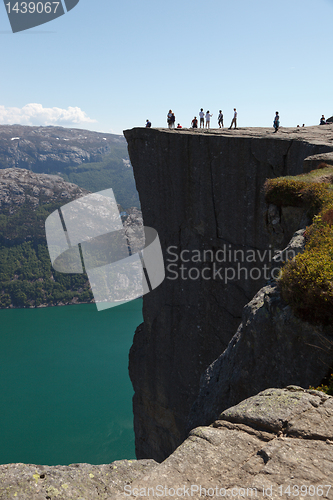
[0,300,142,465]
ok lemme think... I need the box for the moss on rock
[264,165,333,327]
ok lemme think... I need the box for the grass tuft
[264,166,333,326]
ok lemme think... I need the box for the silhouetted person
[273,112,280,133]
[229,108,237,129]
[199,108,204,128]
[145,119,151,128]
[191,117,198,128]
[218,110,224,128]
[167,110,173,128]
[205,111,212,128]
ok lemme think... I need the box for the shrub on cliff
[264,167,333,326]
[280,248,333,324]
[312,372,333,395]
[264,166,333,218]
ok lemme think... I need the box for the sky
[0,0,333,135]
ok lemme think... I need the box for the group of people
[144,111,330,132]
[190,108,237,129]
[144,108,239,130]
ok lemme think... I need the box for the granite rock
[114,387,333,500]
[3,388,333,500]
[188,283,333,431]
[303,151,333,171]
[0,459,158,500]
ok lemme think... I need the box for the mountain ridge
[0,124,140,210]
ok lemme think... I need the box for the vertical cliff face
[124,127,333,462]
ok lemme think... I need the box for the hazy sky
[1,0,333,134]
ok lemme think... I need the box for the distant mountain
[0,168,143,309]
[0,125,139,210]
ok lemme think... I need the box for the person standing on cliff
[273,111,280,133]
[218,110,224,128]
[199,108,205,128]
[167,110,173,129]
[205,110,213,128]
[229,108,237,129]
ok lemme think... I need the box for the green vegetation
[311,373,333,395]
[58,147,140,210]
[0,199,93,309]
[265,165,333,395]
[264,164,333,326]
[264,164,333,219]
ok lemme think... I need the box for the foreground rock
[124,126,333,461]
[3,388,333,499]
[114,387,333,499]
[0,459,158,500]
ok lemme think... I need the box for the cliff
[189,245,333,430]
[124,125,333,461]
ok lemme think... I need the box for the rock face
[0,167,89,218]
[114,387,333,500]
[124,126,333,461]
[303,151,333,171]
[188,279,333,431]
[187,229,333,429]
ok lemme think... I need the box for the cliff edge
[2,387,332,499]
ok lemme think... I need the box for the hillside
[0,125,139,209]
[0,168,93,308]
[0,168,143,309]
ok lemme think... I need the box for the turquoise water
[0,300,142,466]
